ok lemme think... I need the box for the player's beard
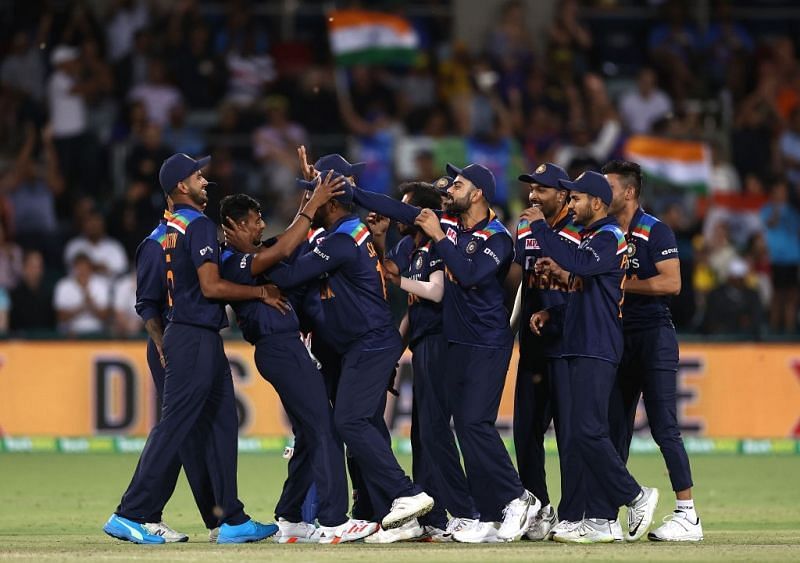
[444,193,471,215]
[188,184,208,208]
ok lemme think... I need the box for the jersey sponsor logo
[312,246,330,261]
[483,246,501,265]
[446,227,457,244]
[240,255,248,269]
[199,245,213,256]
[662,247,678,256]
[465,240,478,254]
[525,238,540,250]
[430,259,442,268]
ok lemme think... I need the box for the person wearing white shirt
[618,67,673,134]
[54,253,111,335]
[64,212,129,277]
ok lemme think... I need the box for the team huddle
[102,147,703,546]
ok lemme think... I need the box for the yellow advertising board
[0,341,798,438]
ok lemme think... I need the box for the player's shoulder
[332,216,370,246]
[631,210,671,242]
[557,217,582,245]
[595,222,627,255]
[474,217,512,242]
[169,208,210,235]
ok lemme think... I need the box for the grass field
[0,453,798,561]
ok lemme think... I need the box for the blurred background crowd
[0,0,799,339]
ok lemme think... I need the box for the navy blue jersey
[388,235,444,346]
[163,204,228,330]
[283,227,326,334]
[514,208,581,360]
[531,216,627,364]
[622,208,679,332]
[219,249,300,344]
[353,188,514,348]
[134,214,170,325]
[268,214,397,353]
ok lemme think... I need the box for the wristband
[298,212,313,223]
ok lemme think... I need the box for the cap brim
[557,179,576,190]
[445,163,463,179]
[296,177,318,191]
[518,174,535,183]
[349,162,366,177]
[194,155,211,171]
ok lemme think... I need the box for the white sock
[676,499,697,523]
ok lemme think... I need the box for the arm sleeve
[435,232,512,287]
[186,219,221,270]
[399,269,445,303]
[532,221,622,276]
[650,222,680,264]
[134,240,165,323]
[353,188,422,225]
[386,235,416,272]
[268,234,355,289]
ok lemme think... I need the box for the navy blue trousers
[313,336,375,521]
[513,354,552,508]
[547,358,582,521]
[447,343,523,522]
[254,333,349,527]
[564,357,640,520]
[117,324,247,526]
[411,333,477,528]
[333,336,419,521]
[133,339,218,528]
[611,326,694,492]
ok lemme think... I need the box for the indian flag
[328,10,419,66]
[623,136,712,194]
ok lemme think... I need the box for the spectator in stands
[47,45,101,198]
[224,27,275,108]
[648,0,700,101]
[107,180,159,261]
[9,249,55,334]
[706,220,737,284]
[703,0,754,91]
[114,29,152,99]
[105,0,150,63]
[169,24,226,109]
[64,211,128,277]
[709,142,741,194]
[778,106,800,187]
[745,231,772,309]
[53,252,111,336]
[163,103,205,156]
[619,67,673,134]
[702,257,763,338]
[731,78,779,183]
[547,0,592,79]
[112,270,142,336]
[0,217,23,292]
[1,31,46,103]
[128,60,183,127]
[125,121,172,192]
[760,180,800,333]
[208,102,251,163]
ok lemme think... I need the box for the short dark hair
[602,160,642,199]
[220,193,261,224]
[398,181,442,210]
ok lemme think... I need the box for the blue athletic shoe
[216,519,279,544]
[103,514,166,544]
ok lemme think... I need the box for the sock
[676,499,698,523]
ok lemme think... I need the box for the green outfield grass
[0,453,798,561]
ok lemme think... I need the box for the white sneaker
[553,518,616,544]
[275,518,317,543]
[648,512,703,542]
[364,519,425,543]
[422,525,450,542]
[610,518,623,541]
[315,519,378,544]
[208,527,219,543]
[548,519,580,540]
[452,520,503,543]
[497,490,541,542]
[626,486,659,542]
[525,504,558,541]
[382,492,434,530]
[142,521,188,543]
[436,517,476,542]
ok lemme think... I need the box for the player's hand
[383,259,401,285]
[222,216,259,253]
[297,145,317,181]
[536,257,569,284]
[260,284,291,314]
[306,170,346,211]
[366,212,390,238]
[530,309,550,336]
[415,209,445,241]
[520,205,545,224]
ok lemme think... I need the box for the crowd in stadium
[0,0,799,339]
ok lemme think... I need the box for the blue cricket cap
[558,171,612,206]
[159,153,211,193]
[519,162,570,189]
[432,175,454,194]
[445,163,496,203]
[314,154,366,178]
[296,170,354,205]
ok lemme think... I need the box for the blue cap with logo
[518,162,570,189]
[445,163,496,203]
[296,170,354,205]
[314,154,366,179]
[159,153,211,194]
[431,175,454,194]
[558,171,612,206]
